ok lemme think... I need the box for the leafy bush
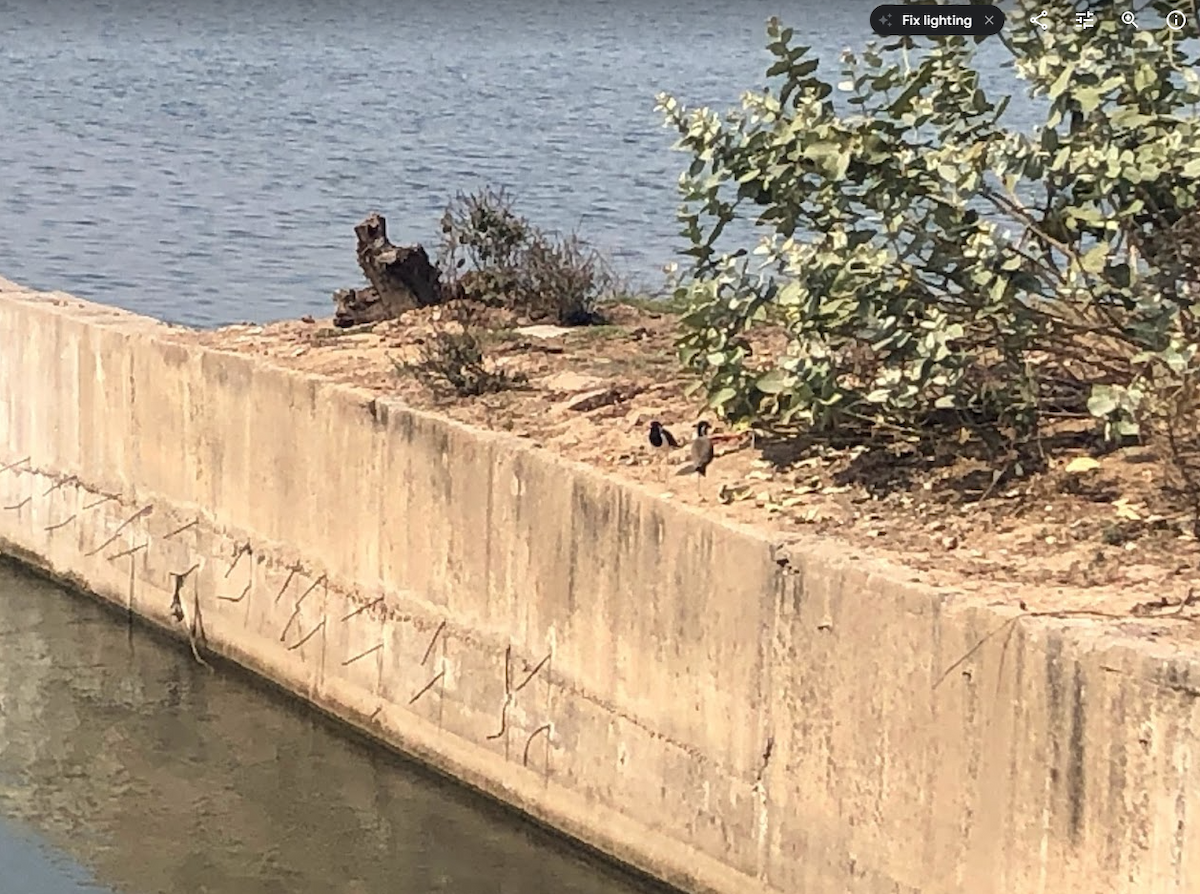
[657,3,1200,461]
[438,187,614,325]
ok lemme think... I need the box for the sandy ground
[191,299,1200,642]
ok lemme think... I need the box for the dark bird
[648,420,680,450]
[676,421,715,478]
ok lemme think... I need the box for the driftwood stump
[332,212,447,327]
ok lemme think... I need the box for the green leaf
[1087,387,1118,418]
[755,368,792,394]
[1076,88,1102,114]
[1080,244,1108,274]
[662,14,1200,452]
[709,387,739,407]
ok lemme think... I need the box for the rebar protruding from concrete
[164,518,199,539]
[295,574,327,606]
[754,734,775,788]
[279,574,326,641]
[2,496,31,512]
[487,646,516,741]
[409,669,446,705]
[44,513,77,532]
[225,541,251,578]
[421,620,447,666]
[82,494,116,511]
[273,563,300,602]
[218,582,252,603]
[523,723,552,768]
[340,595,385,623]
[42,474,78,496]
[108,542,148,561]
[85,504,153,556]
[0,456,30,475]
[171,563,200,585]
[514,652,552,694]
[486,646,552,743]
[342,642,383,666]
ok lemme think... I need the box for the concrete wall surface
[0,278,1197,894]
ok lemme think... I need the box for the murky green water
[0,561,665,894]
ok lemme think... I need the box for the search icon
[1122,11,1138,27]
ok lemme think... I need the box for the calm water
[0,562,666,894]
[3,0,1183,329]
[0,0,809,326]
[0,0,1035,328]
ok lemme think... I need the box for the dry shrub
[399,300,524,397]
[438,187,615,325]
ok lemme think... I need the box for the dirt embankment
[192,296,1200,643]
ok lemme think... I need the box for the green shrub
[657,3,1200,460]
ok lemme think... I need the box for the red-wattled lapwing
[675,420,715,498]
[647,420,681,480]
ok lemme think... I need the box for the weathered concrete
[0,277,1197,894]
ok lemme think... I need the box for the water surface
[0,562,665,894]
[0,0,1017,327]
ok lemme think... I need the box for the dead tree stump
[331,212,448,327]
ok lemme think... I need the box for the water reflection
[0,562,663,894]
[0,816,114,893]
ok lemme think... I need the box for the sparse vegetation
[605,288,692,316]
[397,300,525,397]
[438,187,617,326]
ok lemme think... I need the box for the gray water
[0,0,1043,329]
[0,562,667,894]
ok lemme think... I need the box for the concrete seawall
[1,279,1197,893]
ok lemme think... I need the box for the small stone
[515,324,574,340]
[941,535,959,550]
[562,388,621,412]
[542,371,607,393]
